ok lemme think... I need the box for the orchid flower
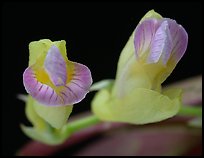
[23,39,92,106]
[21,39,92,144]
[91,10,188,124]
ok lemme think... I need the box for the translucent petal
[134,19,160,58]
[148,20,173,64]
[150,19,188,84]
[44,45,67,86]
[166,18,188,64]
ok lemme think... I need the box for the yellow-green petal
[25,96,47,130]
[92,87,182,124]
[115,30,135,82]
[139,9,162,23]
[113,60,152,97]
[20,125,68,145]
[22,96,73,144]
[28,39,67,66]
[25,95,73,129]
[32,100,73,129]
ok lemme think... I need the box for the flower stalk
[178,106,202,117]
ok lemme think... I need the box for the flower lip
[23,44,93,106]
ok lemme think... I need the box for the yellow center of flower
[31,58,75,96]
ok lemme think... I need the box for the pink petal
[61,62,93,104]
[148,20,173,64]
[23,67,59,105]
[44,45,67,86]
[134,19,161,58]
[23,62,92,106]
[166,18,188,64]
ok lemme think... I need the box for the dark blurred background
[1,0,202,156]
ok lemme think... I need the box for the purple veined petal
[44,45,67,86]
[23,67,60,105]
[23,62,92,106]
[61,62,93,104]
[134,18,161,58]
[148,20,173,64]
[165,18,188,64]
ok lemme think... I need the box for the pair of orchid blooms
[21,10,188,144]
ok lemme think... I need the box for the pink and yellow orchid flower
[23,40,92,106]
[21,40,92,144]
[92,10,188,124]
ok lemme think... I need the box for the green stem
[178,106,202,117]
[61,106,201,140]
[64,106,202,134]
[65,115,101,134]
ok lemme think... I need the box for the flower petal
[148,20,173,64]
[44,45,67,86]
[25,95,47,130]
[61,62,93,104]
[92,87,182,124]
[25,95,73,129]
[32,98,73,129]
[21,124,68,145]
[23,62,92,106]
[115,10,163,81]
[139,9,162,23]
[23,67,59,105]
[134,19,160,58]
[28,40,67,66]
[166,18,188,64]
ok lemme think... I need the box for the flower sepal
[92,86,182,124]
[20,95,73,145]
